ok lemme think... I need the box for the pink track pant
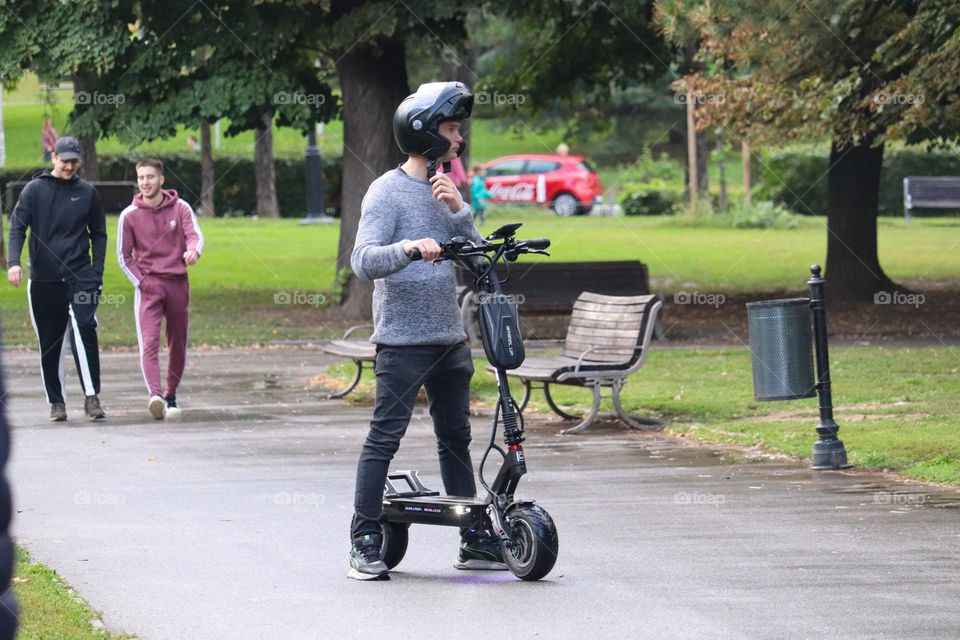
[134,276,190,397]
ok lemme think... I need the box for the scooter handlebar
[520,238,551,251]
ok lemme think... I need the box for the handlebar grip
[408,248,422,261]
[523,238,551,250]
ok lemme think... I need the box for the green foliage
[0,153,343,217]
[756,147,960,217]
[620,179,684,216]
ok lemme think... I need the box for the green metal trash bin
[746,298,816,401]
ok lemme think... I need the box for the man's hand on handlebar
[404,238,442,261]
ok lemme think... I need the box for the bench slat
[576,292,655,305]
[566,324,645,339]
[572,301,652,314]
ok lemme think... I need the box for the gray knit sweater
[351,167,483,346]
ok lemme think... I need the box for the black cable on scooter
[478,396,524,497]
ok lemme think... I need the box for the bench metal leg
[560,383,602,435]
[328,359,364,399]
[543,383,580,420]
[612,380,663,431]
[519,381,533,411]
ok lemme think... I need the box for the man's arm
[7,184,33,271]
[178,199,203,264]
[88,188,107,279]
[350,186,413,281]
[116,212,144,286]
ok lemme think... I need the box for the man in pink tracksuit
[118,158,204,420]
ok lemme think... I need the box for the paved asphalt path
[4,347,959,639]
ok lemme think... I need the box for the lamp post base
[811,438,851,470]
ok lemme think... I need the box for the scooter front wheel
[381,522,409,569]
[501,505,559,581]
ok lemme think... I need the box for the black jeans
[351,342,476,539]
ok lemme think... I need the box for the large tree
[306,1,469,319]
[657,0,960,300]
[0,0,133,180]
[72,2,336,215]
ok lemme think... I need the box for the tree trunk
[334,39,410,320]
[695,126,709,201]
[254,113,279,218]
[825,137,898,301]
[716,130,727,212]
[71,74,100,180]
[741,138,752,208]
[200,121,215,216]
[685,91,697,208]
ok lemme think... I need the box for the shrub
[619,178,685,216]
[1,153,343,218]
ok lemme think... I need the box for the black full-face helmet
[393,81,473,160]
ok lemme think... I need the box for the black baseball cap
[54,136,81,161]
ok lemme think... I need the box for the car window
[525,160,561,174]
[577,161,596,173]
[485,160,527,177]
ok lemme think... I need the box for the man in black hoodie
[7,136,107,421]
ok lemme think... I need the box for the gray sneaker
[348,533,389,581]
[49,402,67,422]
[84,395,106,421]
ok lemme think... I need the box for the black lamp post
[300,125,333,224]
[808,265,851,470]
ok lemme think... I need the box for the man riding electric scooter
[347,81,501,580]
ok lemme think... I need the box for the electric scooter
[378,222,559,581]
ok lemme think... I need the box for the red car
[480,154,603,216]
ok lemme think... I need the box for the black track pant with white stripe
[28,280,101,404]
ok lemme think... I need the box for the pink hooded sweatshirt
[117,189,204,285]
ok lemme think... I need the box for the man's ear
[159,173,166,187]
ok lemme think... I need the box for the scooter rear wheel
[501,505,559,581]
[381,522,409,569]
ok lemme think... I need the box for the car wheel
[552,192,580,217]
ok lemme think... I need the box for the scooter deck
[382,471,489,527]
[382,495,489,527]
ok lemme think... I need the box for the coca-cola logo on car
[489,183,536,201]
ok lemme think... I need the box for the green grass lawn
[14,546,132,639]
[324,343,960,485]
[2,213,957,347]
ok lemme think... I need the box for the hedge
[1,153,343,218]
[755,148,960,217]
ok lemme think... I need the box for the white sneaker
[164,396,183,421]
[148,395,165,420]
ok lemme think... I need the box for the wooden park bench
[5,180,138,215]
[903,176,960,224]
[457,260,654,341]
[503,292,663,435]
